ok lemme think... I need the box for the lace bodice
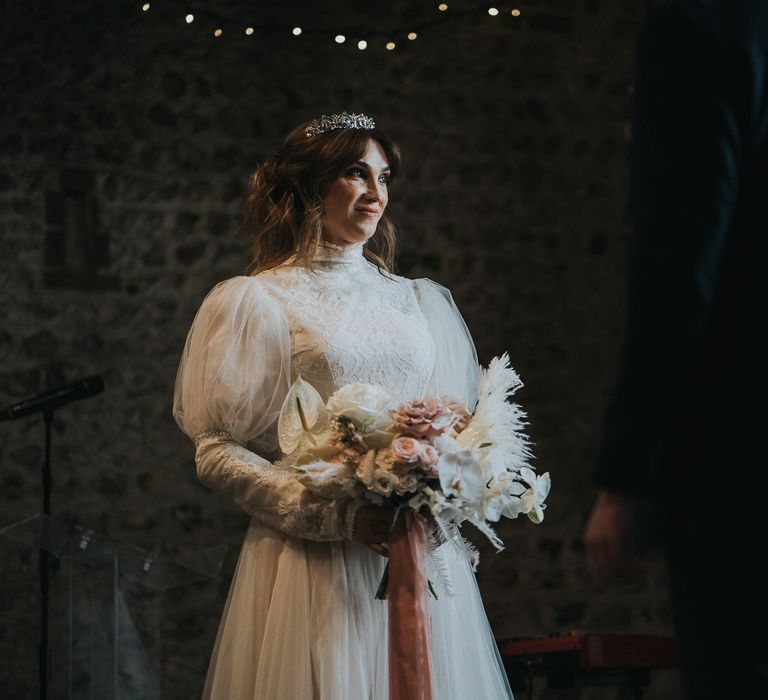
[258,242,435,406]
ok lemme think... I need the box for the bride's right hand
[352,506,395,556]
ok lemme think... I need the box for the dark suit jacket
[593,0,768,547]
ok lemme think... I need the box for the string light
[141,3,527,51]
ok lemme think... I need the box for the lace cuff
[194,430,346,542]
[193,428,232,446]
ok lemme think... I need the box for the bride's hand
[352,505,395,556]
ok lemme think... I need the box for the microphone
[1,375,105,421]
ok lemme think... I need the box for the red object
[388,511,434,700]
[497,632,679,670]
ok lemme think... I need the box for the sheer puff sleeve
[413,278,480,410]
[173,275,290,453]
[173,276,356,541]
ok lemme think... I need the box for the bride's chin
[323,229,376,247]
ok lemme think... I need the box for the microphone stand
[39,408,53,700]
[1,375,104,698]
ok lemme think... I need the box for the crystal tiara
[305,112,376,137]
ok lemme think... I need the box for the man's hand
[352,505,396,556]
[584,490,640,581]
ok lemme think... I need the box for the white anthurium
[520,471,551,524]
[437,451,487,503]
[297,460,359,500]
[278,376,329,454]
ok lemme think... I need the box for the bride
[173,112,514,699]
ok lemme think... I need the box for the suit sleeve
[593,8,746,493]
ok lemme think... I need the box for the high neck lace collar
[312,241,367,268]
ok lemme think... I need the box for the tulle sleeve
[413,278,480,410]
[172,276,357,541]
[172,276,291,454]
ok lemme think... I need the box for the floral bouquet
[278,353,549,699]
[278,352,549,557]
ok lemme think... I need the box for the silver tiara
[305,112,375,137]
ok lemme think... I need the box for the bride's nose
[363,177,384,203]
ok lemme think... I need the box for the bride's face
[320,138,390,248]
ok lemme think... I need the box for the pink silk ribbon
[388,511,434,700]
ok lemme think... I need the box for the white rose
[326,383,393,434]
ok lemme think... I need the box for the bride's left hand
[352,505,395,556]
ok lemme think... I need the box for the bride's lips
[355,207,380,217]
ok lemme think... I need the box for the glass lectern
[1,514,225,699]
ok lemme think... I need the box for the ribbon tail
[388,511,435,700]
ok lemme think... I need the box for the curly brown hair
[244,119,402,275]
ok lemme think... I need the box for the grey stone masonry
[0,1,679,697]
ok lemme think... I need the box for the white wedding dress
[173,242,514,700]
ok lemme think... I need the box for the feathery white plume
[457,352,534,475]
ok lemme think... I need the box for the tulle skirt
[202,519,513,700]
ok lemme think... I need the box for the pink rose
[441,396,471,434]
[391,397,455,439]
[391,436,422,463]
[420,444,438,468]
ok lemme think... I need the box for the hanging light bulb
[335,34,346,44]
[245,26,254,35]
[488,7,499,16]
[438,3,448,10]
[185,13,194,23]
[358,40,368,50]
[407,31,418,40]
[386,41,396,50]
[292,27,302,36]
[511,8,521,16]
[141,3,150,11]
[214,28,223,37]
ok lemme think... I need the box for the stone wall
[0,0,679,697]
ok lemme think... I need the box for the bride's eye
[345,167,365,179]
